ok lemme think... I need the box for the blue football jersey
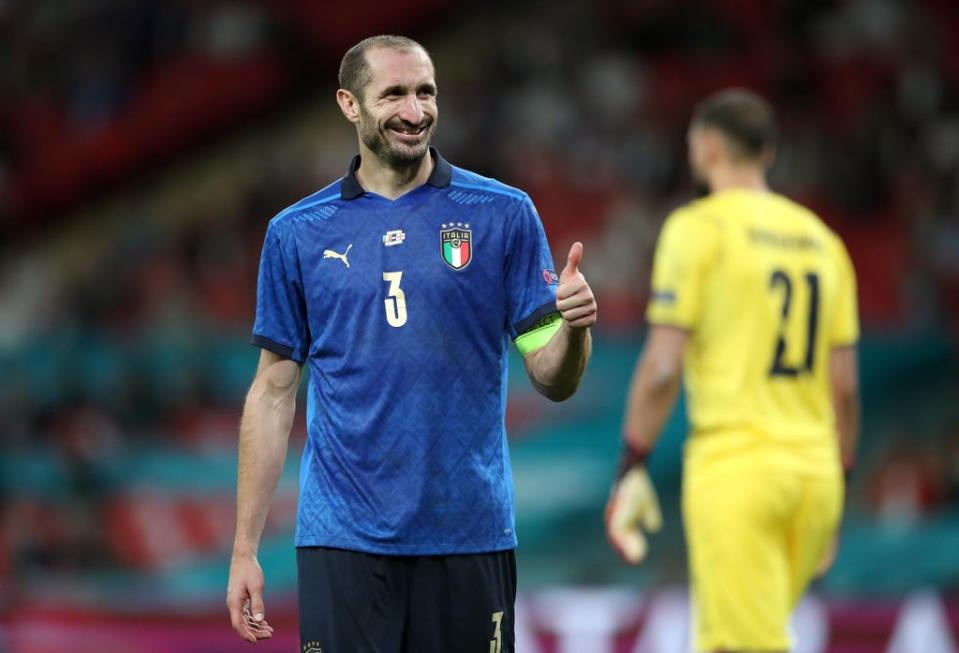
[252,149,559,555]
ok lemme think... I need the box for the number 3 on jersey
[383,271,408,327]
[768,269,820,377]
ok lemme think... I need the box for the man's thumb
[562,242,583,277]
[250,593,266,622]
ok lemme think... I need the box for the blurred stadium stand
[2,0,959,650]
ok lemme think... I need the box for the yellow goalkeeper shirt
[647,188,859,447]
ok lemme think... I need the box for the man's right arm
[830,345,860,473]
[226,348,301,643]
[829,237,861,474]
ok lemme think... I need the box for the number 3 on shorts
[489,611,503,653]
[383,271,407,327]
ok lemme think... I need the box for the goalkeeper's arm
[605,325,687,564]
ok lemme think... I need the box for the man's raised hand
[556,242,597,329]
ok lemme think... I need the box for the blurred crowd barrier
[2,334,956,604]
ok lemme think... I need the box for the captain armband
[514,312,562,355]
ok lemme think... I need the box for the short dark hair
[691,89,777,161]
[338,35,429,100]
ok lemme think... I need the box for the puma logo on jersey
[323,244,352,268]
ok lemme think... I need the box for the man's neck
[707,163,768,195]
[355,145,434,200]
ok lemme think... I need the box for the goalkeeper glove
[605,444,661,564]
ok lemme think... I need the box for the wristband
[615,440,651,481]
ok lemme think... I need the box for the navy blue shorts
[297,546,516,653]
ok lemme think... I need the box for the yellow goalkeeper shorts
[682,430,843,652]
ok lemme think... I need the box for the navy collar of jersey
[340,147,452,200]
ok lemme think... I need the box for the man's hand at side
[227,552,274,643]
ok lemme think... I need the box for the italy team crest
[440,222,472,270]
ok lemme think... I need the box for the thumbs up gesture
[556,242,597,330]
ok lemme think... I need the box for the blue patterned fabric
[252,149,558,554]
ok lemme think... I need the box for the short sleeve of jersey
[504,195,559,339]
[646,208,718,330]
[251,221,310,363]
[829,237,859,347]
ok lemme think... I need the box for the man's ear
[701,127,726,167]
[336,89,361,124]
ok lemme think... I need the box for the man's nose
[398,94,424,124]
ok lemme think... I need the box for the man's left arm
[522,242,596,402]
[605,207,712,564]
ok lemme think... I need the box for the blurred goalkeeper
[605,89,860,653]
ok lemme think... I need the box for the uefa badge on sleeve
[440,222,472,270]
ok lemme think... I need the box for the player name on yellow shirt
[748,227,822,251]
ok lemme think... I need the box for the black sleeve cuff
[616,441,651,481]
[251,334,302,362]
[513,301,560,336]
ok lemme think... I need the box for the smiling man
[226,35,597,652]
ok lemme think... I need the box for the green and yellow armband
[514,312,562,356]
